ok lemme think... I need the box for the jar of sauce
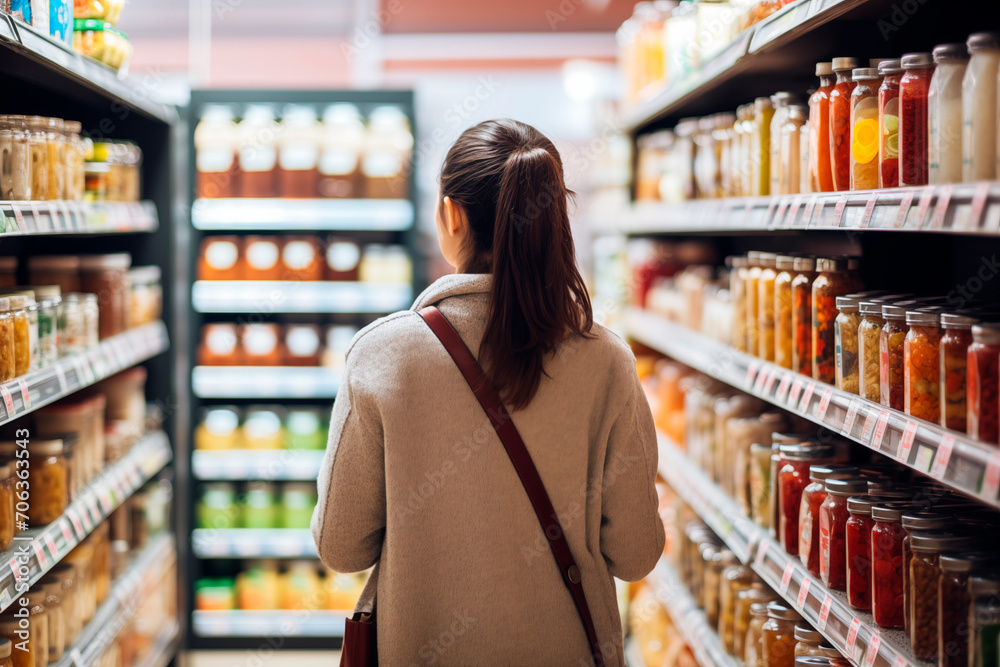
[751,98,774,196]
[904,309,943,424]
[26,116,50,201]
[240,323,282,366]
[758,252,778,361]
[808,62,835,193]
[939,313,977,432]
[281,236,323,282]
[899,53,935,187]
[791,257,817,377]
[199,236,243,281]
[237,105,279,198]
[745,602,769,667]
[319,104,364,198]
[195,105,239,199]
[880,300,920,412]
[774,255,796,369]
[928,44,968,185]
[0,116,31,201]
[819,477,867,590]
[845,496,876,610]
[284,324,321,366]
[878,59,903,188]
[762,601,801,667]
[80,252,132,339]
[778,442,835,556]
[909,532,979,660]
[243,236,282,281]
[731,255,749,352]
[812,257,862,385]
[871,503,907,629]
[938,552,1000,667]
[768,92,797,196]
[363,106,412,199]
[834,295,861,394]
[29,256,80,294]
[799,465,857,577]
[828,57,859,191]
[325,237,362,282]
[962,33,1000,183]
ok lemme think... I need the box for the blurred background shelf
[192,280,413,314]
[191,366,341,399]
[191,198,414,231]
[192,529,317,559]
[192,610,348,638]
[192,449,325,480]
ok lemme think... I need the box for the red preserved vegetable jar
[778,443,836,557]
[881,301,916,411]
[828,57,860,191]
[799,465,858,577]
[791,257,817,377]
[898,53,935,187]
[846,496,877,611]
[819,477,867,590]
[904,309,943,425]
[812,257,862,385]
[871,504,908,629]
[968,323,1000,444]
[878,59,903,188]
[939,313,977,432]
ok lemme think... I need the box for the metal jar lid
[815,62,833,77]
[859,294,912,315]
[779,442,834,461]
[832,57,860,71]
[836,295,861,312]
[939,551,1000,573]
[847,496,878,515]
[852,67,880,80]
[815,257,851,272]
[906,309,941,325]
[766,600,802,621]
[968,32,1000,53]
[941,312,980,329]
[909,531,979,553]
[825,478,869,496]
[793,256,816,272]
[759,252,777,269]
[901,52,934,69]
[972,323,1000,344]
[772,432,815,447]
[933,43,970,63]
[809,464,858,483]
[776,255,797,271]
[878,58,903,75]
[794,623,824,643]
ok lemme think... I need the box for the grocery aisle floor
[187,651,340,666]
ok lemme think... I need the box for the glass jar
[938,552,1000,667]
[962,33,1000,183]
[80,253,131,340]
[909,532,979,660]
[695,116,720,199]
[819,478,868,590]
[969,323,1000,444]
[26,116,49,201]
[22,298,38,373]
[29,256,80,294]
[0,638,11,667]
[0,116,31,201]
[745,601,770,667]
[904,309,943,424]
[779,443,835,556]
[746,251,763,357]
[881,301,917,411]
[26,440,67,525]
[752,97,774,196]
[758,253,778,361]
[42,117,65,200]
[49,563,77,646]
[720,564,755,655]
[762,601,801,667]
[779,104,807,195]
[769,431,809,538]
[809,62,836,193]
[60,294,87,356]
[859,298,892,402]
[834,295,861,394]
[799,465,858,577]
[237,105,278,197]
[813,257,862,385]
[243,236,282,281]
[719,395,765,493]
[0,614,34,667]
[971,576,1000,667]
[939,313,976,432]
[40,578,64,662]
[62,121,85,201]
[8,297,28,379]
[846,496,876,610]
[793,625,840,658]
[750,442,775,528]
[0,465,11,552]
[928,44,969,184]
[703,545,726,627]
[27,589,49,667]
[731,256,750,352]
[0,299,12,383]
[871,504,907,629]
[901,511,959,637]
[736,584,774,659]
[775,256,796,369]
[829,57,860,192]
[878,60,903,188]
[792,257,818,377]
[850,68,881,190]
[899,53,934,187]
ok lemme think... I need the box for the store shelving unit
[0,200,159,235]
[192,280,413,314]
[133,623,182,667]
[192,449,324,481]
[191,610,349,638]
[191,366,341,399]
[191,198,414,231]
[192,529,316,559]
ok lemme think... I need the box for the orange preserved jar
[198,324,240,366]
[880,301,916,411]
[281,236,323,282]
[746,251,763,357]
[904,309,943,423]
[241,324,282,366]
[79,253,131,340]
[198,236,243,281]
[808,62,836,193]
[829,57,860,191]
[243,236,282,281]
[774,255,795,369]
[758,253,778,362]
[791,257,817,377]
[939,313,977,432]
[812,257,861,385]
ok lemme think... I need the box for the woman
[312,119,664,666]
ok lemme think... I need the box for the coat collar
[411,273,492,310]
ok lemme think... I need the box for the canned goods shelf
[191,198,415,232]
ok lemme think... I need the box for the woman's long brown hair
[439,119,594,410]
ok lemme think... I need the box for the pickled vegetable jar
[829,57,860,191]
[759,253,778,362]
[775,256,796,369]
[750,442,775,528]
[793,625,838,658]
[901,510,957,638]
[812,257,861,385]
[746,251,763,357]
[904,309,943,423]
[720,564,755,654]
[968,323,1000,444]
[752,97,774,196]
[834,295,861,394]
[731,256,750,352]
[799,465,857,577]
[880,302,914,411]
[808,62,836,193]
[778,442,834,556]
[850,68,881,190]
[909,532,978,660]
[845,496,876,611]
[940,313,976,432]
[761,601,801,667]
[859,298,898,402]
[878,60,903,188]
[928,44,968,185]
[735,585,774,659]
[871,504,907,629]
[792,257,817,377]
[819,477,867,590]
[938,552,1000,667]
[899,53,934,187]
[962,33,1000,183]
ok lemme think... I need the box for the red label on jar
[846,617,862,652]
[781,561,795,592]
[818,594,833,630]
[931,436,954,478]
[796,577,811,609]
[819,523,830,580]
[897,421,917,462]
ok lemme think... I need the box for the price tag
[982,452,1000,500]
[807,0,823,15]
[802,195,819,227]
[969,182,992,230]
[861,410,879,442]
[860,193,878,227]
[764,369,778,394]
[0,386,14,416]
[0,588,10,609]
[754,541,768,569]
[774,199,790,227]
[776,373,792,402]
[743,199,756,225]
[16,378,29,411]
[871,411,890,450]
[789,378,804,406]
[98,487,113,512]
[754,366,770,393]
[833,194,849,226]
[843,400,860,436]
[746,361,761,389]
[32,540,46,567]
[915,186,935,227]
[44,534,58,560]
[54,364,68,392]
[80,505,93,532]
[69,648,84,667]
[894,190,915,227]
[29,202,50,231]
[67,509,85,539]
[86,496,101,523]
[931,436,955,479]
[8,557,22,584]
[930,185,953,229]
[864,632,882,667]
[815,388,833,420]
[59,519,73,544]
[785,197,802,227]
[817,594,833,631]
[796,577,811,610]
[846,617,862,653]
[58,203,72,230]
[765,198,780,227]
[898,421,918,462]
[781,561,795,592]
[892,656,907,667]
[9,204,25,231]
[798,381,816,412]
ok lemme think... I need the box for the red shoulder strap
[418,306,606,667]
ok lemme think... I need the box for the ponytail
[439,119,593,410]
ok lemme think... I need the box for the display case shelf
[192,529,316,559]
[627,307,1000,508]
[0,321,170,427]
[619,183,1000,235]
[192,280,413,314]
[52,533,177,667]
[191,198,415,231]
[192,449,325,480]
[192,610,349,638]
[192,366,341,399]
[647,559,739,667]
[0,431,172,614]
[0,200,158,235]
[656,432,927,667]
[132,623,181,667]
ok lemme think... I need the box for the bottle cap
[832,57,860,71]
[852,67,880,80]
[901,52,934,69]
[968,32,1000,53]
[877,58,903,75]
[815,62,833,76]
[933,43,971,62]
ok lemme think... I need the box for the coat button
[567,564,581,584]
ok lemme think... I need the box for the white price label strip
[32,540,46,567]
[796,577,811,610]
[0,386,13,415]
[746,361,761,389]
[898,421,918,462]
[846,617,862,653]
[930,435,955,479]
[789,378,804,406]
[776,373,791,402]
[871,411,890,450]
[895,190,915,227]
[864,632,882,667]
[798,381,815,412]
[843,400,860,436]
[754,541,768,569]
[780,561,795,592]
[861,410,879,442]
[815,388,832,420]
[16,378,29,410]
[817,594,833,631]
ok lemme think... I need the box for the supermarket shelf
[192,610,349,638]
[0,321,170,427]
[622,0,866,132]
[192,366,341,399]
[132,623,181,667]
[647,558,739,667]
[191,198,415,231]
[192,280,413,314]
[620,183,1000,235]
[192,529,316,559]
[0,200,158,235]
[656,432,926,667]
[626,308,1000,508]
[52,533,177,667]
[0,16,175,125]
[0,431,172,614]
[192,449,325,480]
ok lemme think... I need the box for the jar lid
[794,623,823,643]
[809,464,858,482]
[877,58,903,75]
[901,52,934,68]
[867,480,919,498]
[0,638,9,658]
[746,250,763,264]
[129,265,162,284]
[872,503,909,521]
[906,309,941,325]
[859,294,914,315]
[825,478,869,495]
[941,312,980,329]
[29,439,63,455]
[933,43,971,62]
[971,574,1000,597]
[754,97,774,110]
[794,658,834,667]
[0,298,9,312]
[772,432,815,447]
[832,57,860,71]
[910,531,979,552]
[750,601,770,615]
[758,252,777,269]
[728,255,748,269]
[835,295,860,311]
[902,510,958,530]
[29,255,80,270]
[766,600,802,621]
[882,299,929,319]
[770,92,798,107]
[80,253,132,270]
[793,256,816,272]
[939,551,1000,573]
[815,257,848,272]
[779,442,833,460]
[968,32,1000,53]
[776,255,797,271]
[63,120,82,134]
[972,323,1000,343]
[815,62,833,76]
[852,67,880,80]
[847,496,878,515]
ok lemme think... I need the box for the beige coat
[312,273,665,666]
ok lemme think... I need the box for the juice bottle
[961,32,1000,182]
[928,44,969,185]
[808,62,835,192]
[899,53,935,187]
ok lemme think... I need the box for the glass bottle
[42,117,65,201]
[871,503,907,629]
[791,257,817,377]
[8,297,28,379]
[962,33,1000,183]
[878,59,903,188]
[829,57,860,191]
[928,44,969,184]
[899,53,935,187]
[858,296,902,402]
[769,92,797,196]
[850,68,881,190]
[40,577,64,662]
[881,301,920,412]
[62,120,85,201]
[758,253,778,361]
[799,464,858,577]
[800,117,811,194]
[971,575,1000,667]
[746,251,763,357]
[237,105,279,198]
[741,104,756,197]
[745,601,769,667]
[27,589,49,667]
[694,116,718,199]
[939,313,977,432]
[731,255,750,352]
[0,116,30,202]
[735,584,774,659]
[812,257,862,385]
[720,564,755,654]
[819,477,868,590]
[0,465,10,552]
[834,294,861,394]
[845,496,876,611]
[968,323,1000,444]
[752,97,774,196]
[793,624,838,658]
[761,601,801,667]
[778,442,835,556]
[26,116,49,201]
[904,309,943,424]
[808,62,836,193]
[774,255,796,369]
[0,299,12,383]
[901,511,958,638]
[27,439,68,525]
[781,105,807,195]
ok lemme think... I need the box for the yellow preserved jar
[834,295,861,395]
[774,255,796,369]
[719,564,755,654]
[745,602,769,667]
[758,253,778,362]
[25,440,67,525]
